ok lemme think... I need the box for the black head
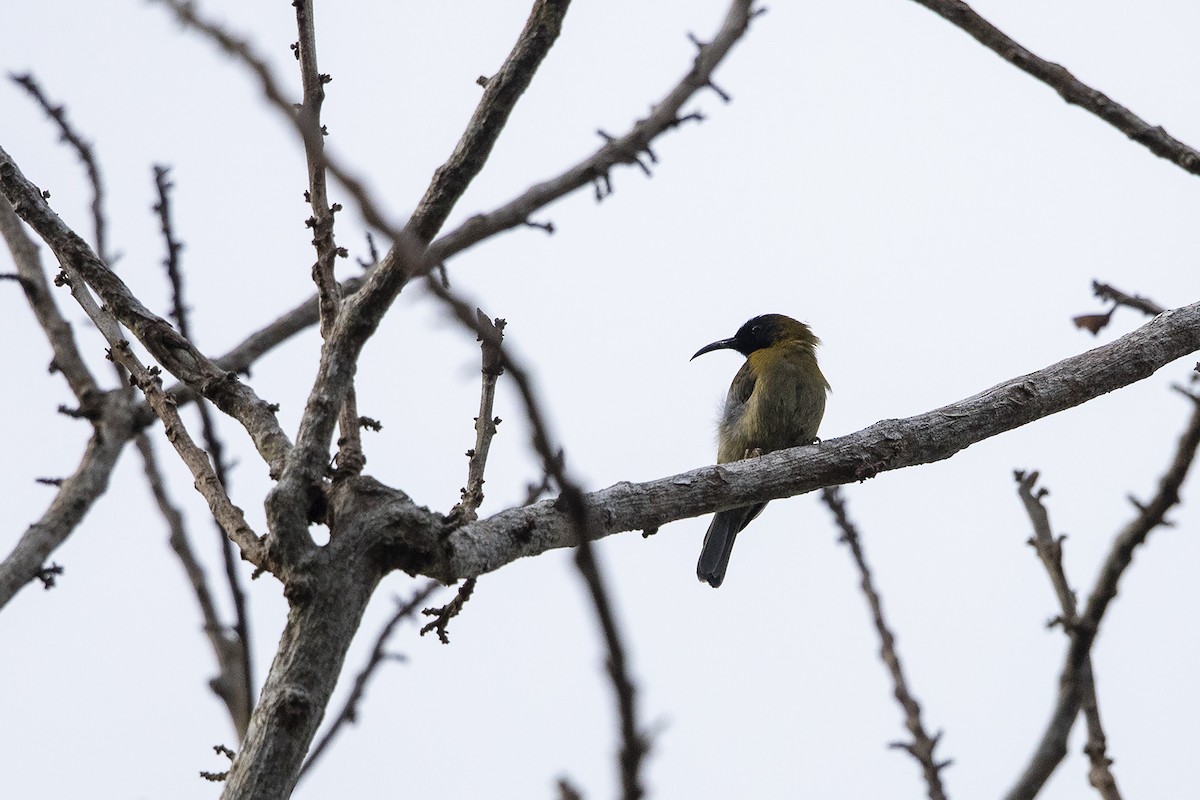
[691,314,815,360]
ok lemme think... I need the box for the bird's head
[691,314,819,360]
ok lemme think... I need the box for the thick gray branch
[416,301,1200,582]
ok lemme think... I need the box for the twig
[1005,394,1200,800]
[820,487,950,800]
[136,433,251,738]
[290,0,364,479]
[420,266,646,797]
[447,309,506,525]
[1013,470,1120,800]
[0,395,132,609]
[10,73,110,263]
[298,580,440,779]
[419,577,477,644]
[150,0,404,240]
[1090,282,1166,317]
[0,191,98,403]
[1073,281,1167,336]
[908,0,1200,176]
[151,165,255,722]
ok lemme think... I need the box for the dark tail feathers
[696,503,766,587]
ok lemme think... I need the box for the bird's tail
[697,503,766,588]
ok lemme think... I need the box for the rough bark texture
[419,301,1200,581]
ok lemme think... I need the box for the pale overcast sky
[2,2,1198,798]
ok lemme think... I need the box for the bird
[691,314,829,587]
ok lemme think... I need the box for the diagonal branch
[1013,471,1121,800]
[0,394,134,610]
[1005,395,1200,800]
[10,73,111,263]
[0,196,98,403]
[908,0,1200,176]
[136,433,252,738]
[423,299,1200,582]
[821,487,950,800]
[424,0,756,266]
[406,0,573,245]
[152,164,254,719]
[0,166,270,570]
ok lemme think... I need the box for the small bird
[691,314,829,587]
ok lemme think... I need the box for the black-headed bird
[691,314,829,587]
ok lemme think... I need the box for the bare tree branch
[424,282,648,800]
[136,433,252,738]
[406,0,574,245]
[908,0,1200,176]
[820,487,950,800]
[0,145,294,479]
[10,73,111,263]
[297,580,441,780]
[289,0,365,479]
[421,299,1200,582]
[1013,471,1121,800]
[0,196,98,403]
[0,161,271,570]
[150,0,405,241]
[1006,394,1200,800]
[424,0,757,266]
[419,577,477,645]
[447,310,506,525]
[0,394,133,609]
[1090,281,1166,318]
[152,165,255,723]
[1073,281,1167,336]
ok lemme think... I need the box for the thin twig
[150,0,404,239]
[0,192,98,403]
[10,73,110,263]
[1005,394,1200,800]
[1013,470,1120,800]
[290,0,364,479]
[152,164,254,718]
[427,280,647,799]
[909,0,1200,176]
[423,0,758,267]
[298,580,441,780]
[820,487,950,800]
[447,309,506,525]
[419,577,478,644]
[1073,281,1167,336]
[0,396,133,609]
[136,433,251,738]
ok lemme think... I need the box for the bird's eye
[751,325,762,336]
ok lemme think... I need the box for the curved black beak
[691,337,738,361]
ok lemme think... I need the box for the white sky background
[2,1,1198,798]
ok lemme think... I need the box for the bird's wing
[726,360,756,408]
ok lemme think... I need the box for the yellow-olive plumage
[691,314,829,587]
